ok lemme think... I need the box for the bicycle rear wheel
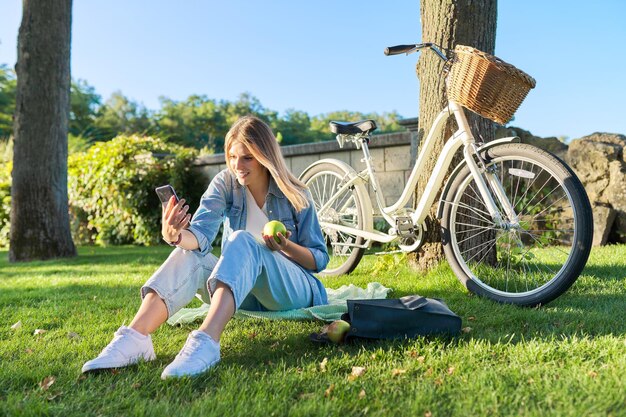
[441,143,592,306]
[300,161,369,276]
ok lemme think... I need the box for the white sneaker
[82,326,156,373]
[161,330,220,379]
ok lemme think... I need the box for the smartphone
[155,185,179,207]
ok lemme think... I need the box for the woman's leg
[198,282,235,342]
[200,231,312,340]
[161,231,314,378]
[208,231,314,313]
[128,291,169,336]
[140,248,219,321]
[160,283,232,379]
[83,248,218,373]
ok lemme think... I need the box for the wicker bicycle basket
[447,45,536,125]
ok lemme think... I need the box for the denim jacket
[187,169,329,306]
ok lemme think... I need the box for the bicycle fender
[299,158,368,186]
[436,136,521,219]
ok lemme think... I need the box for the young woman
[82,115,329,379]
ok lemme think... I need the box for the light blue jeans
[141,231,314,317]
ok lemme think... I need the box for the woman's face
[228,141,268,188]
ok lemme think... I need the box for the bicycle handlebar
[384,45,417,56]
[384,42,448,61]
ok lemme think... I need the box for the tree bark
[408,0,496,271]
[10,0,76,261]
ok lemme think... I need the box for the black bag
[343,296,461,340]
[311,295,461,343]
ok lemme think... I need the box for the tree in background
[1,67,411,154]
[409,0,496,271]
[92,91,153,141]
[270,109,314,145]
[10,0,76,261]
[69,79,101,138]
[157,95,228,149]
[310,110,404,138]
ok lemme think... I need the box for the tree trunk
[10,0,76,261]
[408,0,496,271]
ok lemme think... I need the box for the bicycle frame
[314,100,519,245]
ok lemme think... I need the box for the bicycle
[299,43,593,307]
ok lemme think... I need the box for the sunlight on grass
[1,245,625,416]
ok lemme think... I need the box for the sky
[1,0,625,141]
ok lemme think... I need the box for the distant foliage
[0,64,409,153]
[68,135,205,246]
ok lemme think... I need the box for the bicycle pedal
[395,216,414,232]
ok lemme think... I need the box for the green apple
[326,319,351,344]
[263,220,287,244]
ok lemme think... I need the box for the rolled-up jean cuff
[140,284,175,319]
[207,275,240,311]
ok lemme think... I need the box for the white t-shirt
[245,186,269,242]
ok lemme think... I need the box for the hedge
[68,135,206,246]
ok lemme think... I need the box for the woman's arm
[187,171,232,255]
[162,171,232,253]
[161,196,200,251]
[292,192,330,272]
[262,190,329,272]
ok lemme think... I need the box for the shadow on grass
[0,282,140,307]
[0,245,171,273]
[579,263,626,281]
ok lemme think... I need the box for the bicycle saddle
[329,120,377,135]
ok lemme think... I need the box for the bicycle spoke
[456,226,495,246]
[453,221,495,231]
[511,160,525,210]
[452,200,493,224]
[521,230,573,246]
[517,172,554,215]
[527,192,568,223]
[461,237,498,262]
[511,163,544,210]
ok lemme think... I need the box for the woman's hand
[162,196,191,243]
[262,230,317,270]
[262,230,292,252]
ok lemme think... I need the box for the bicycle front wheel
[300,161,369,276]
[441,143,592,306]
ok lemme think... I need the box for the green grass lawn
[1,245,625,417]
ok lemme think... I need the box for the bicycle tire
[441,143,592,306]
[300,161,369,276]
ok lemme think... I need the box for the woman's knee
[225,230,258,251]
[228,230,256,242]
[143,249,205,296]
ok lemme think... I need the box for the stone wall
[566,133,626,245]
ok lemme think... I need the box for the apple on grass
[263,220,287,244]
[326,320,351,344]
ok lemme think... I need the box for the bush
[0,180,10,248]
[68,134,206,246]
[0,139,12,248]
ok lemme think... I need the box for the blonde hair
[224,115,309,212]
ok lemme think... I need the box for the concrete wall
[193,130,414,211]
